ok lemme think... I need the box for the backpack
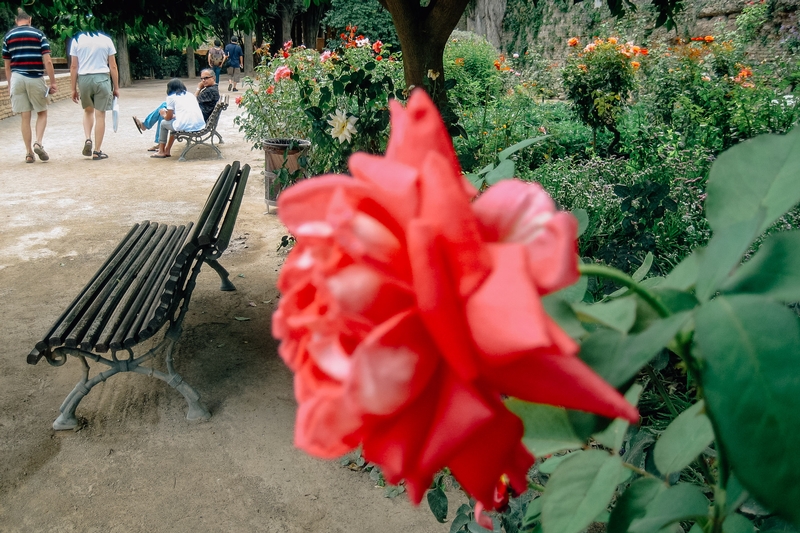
[209,47,225,67]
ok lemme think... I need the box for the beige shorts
[77,73,113,111]
[10,74,49,114]
[227,67,241,83]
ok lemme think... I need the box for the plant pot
[263,138,311,212]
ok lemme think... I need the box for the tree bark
[186,44,196,78]
[243,33,254,75]
[115,33,132,88]
[378,0,470,126]
[301,3,326,48]
[278,3,296,47]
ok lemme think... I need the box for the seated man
[133,69,219,151]
[150,78,205,158]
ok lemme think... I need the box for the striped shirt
[2,25,51,78]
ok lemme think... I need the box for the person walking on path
[207,39,225,84]
[223,36,243,92]
[2,8,58,163]
[70,30,119,160]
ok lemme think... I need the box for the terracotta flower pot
[263,138,311,212]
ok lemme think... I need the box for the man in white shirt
[69,31,119,160]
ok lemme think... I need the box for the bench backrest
[28,162,250,363]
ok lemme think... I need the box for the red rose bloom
[273,90,638,510]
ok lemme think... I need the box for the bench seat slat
[109,223,191,352]
[45,222,152,349]
[65,223,161,349]
[95,224,188,352]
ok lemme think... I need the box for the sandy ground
[0,79,450,532]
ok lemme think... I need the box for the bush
[444,30,505,107]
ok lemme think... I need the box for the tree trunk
[278,3,296,47]
[465,0,507,48]
[116,33,131,88]
[186,44,196,78]
[243,33,254,76]
[301,3,325,48]
[378,0,470,128]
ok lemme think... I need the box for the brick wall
[0,72,73,121]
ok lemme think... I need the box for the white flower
[355,37,371,48]
[327,110,358,144]
[513,53,519,58]
[427,69,440,80]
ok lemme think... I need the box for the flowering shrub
[272,90,638,513]
[562,37,646,151]
[234,42,320,148]
[273,87,800,533]
[295,27,405,174]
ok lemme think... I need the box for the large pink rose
[273,89,638,509]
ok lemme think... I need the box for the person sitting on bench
[145,79,204,159]
[134,76,213,153]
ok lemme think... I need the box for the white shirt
[70,32,116,75]
[166,92,205,132]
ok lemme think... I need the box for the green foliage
[444,31,506,107]
[321,0,399,50]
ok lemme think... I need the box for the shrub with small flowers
[562,37,646,151]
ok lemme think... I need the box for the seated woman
[151,79,205,158]
[133,70,219,151]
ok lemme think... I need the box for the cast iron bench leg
[205,258,236,291]
[54,356,119,430]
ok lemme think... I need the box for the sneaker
[232,88,238,92]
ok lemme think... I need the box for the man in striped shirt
[2,8,57,163]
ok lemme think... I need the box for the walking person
[69,30,119,160]
[207,39,225,85]
[223,35,243,92]
[2,8,58,163]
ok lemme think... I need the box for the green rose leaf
[485,159,515,185]
[723,514,755,533]
[694,294,800,526]
[705,126,800,236]
[579,312,691,388]
[426,487,448,523]
[607,477,666,533]
[628,483,709,533]
[661,252,699,291]
[450,512,470,533]
[541,450,624,533]
[722,230,800,302]
[572,208,589,238]
[632,252,653,282]
[573,297,637,333]
[542,295,587,339]
[653,400,715,475]
[498,136,549,161]
[506,400,583,456]
[593,383,643,452]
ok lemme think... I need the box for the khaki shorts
[227,66,241,83]
[10,74,49,114]
[77,73,113,111]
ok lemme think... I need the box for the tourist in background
[207,39,225,84]
[223,35,243,92]
[2,8,57,163]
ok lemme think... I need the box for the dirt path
[0,80,449,532]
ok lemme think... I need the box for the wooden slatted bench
[173,95,229,161]
[28,161,250,430]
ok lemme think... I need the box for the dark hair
[231,35,238,43]
[214,39,221,47]
[16,8,31,21]
[166,78,187,96]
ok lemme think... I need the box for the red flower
[372,40,383,54]
[235,96,242,106]
[376,55,383,61]
[266,85,275,95]
[273,90,638,511]
[282,51,289,58]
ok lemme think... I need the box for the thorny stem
[578,264,671,319]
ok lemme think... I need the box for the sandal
[92,150,108,160]
[25,152,34,163]
[132,116,145,134]
[150,153,171,158]
[33,142,49,161]
[147,145,159,152]
[82,139,93,157]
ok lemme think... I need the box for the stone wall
[0,72,73,121]
[459,0,800,62]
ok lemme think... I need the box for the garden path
[0,79,449,532]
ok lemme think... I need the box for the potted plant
[234,42,315,209]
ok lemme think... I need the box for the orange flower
[607,37,618,44]
[738,67,753,78]
[568,37,579,47]
[705,35,714,42]
[631,61,640,69]
[454,57,465,66]
[578,64,588,72]
[632,45,641,55]
[273,90,638,513]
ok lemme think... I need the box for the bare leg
[83,106,95,141]
[35,110,47,145]
[94,109,106,151]
[20,111,32,154]
[164,132,176,154]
